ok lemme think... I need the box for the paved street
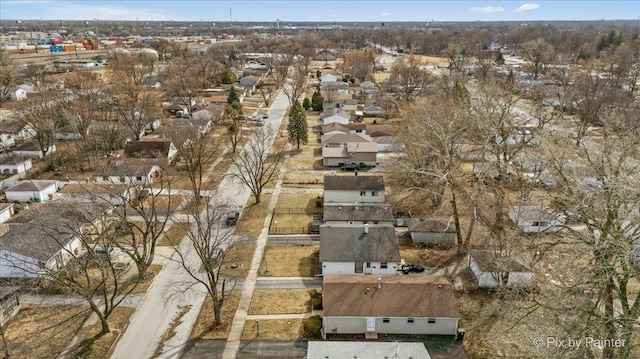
[111,87,290,359]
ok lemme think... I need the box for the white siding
[0,159,32,174]
[5,184,57,203]
[469,255,533,288]
[0,206,13,223]
[323,316,459,338]
[322,261,398,275]
[410,232,456,246]
[324,190,385,204]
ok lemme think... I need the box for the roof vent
[438,284,442,288]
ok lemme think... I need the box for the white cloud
[380,12,391,17]
[514,3,540,12]
[471,6,505,14]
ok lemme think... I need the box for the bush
[309,289,322,310]
[303,315,322,338]
[302,97,311,110]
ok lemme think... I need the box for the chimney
[364,223,369,234]
[377,278,382,289]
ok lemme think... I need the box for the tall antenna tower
[229,8,232,27]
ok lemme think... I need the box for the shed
[468,250,533,288]
[5,180,59,202]
[407,218,456,246]
[508,205,565,233]
[0,156,32,175]
[11,141,56,159]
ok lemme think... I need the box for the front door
[364,262,372,274]
[355,262,363,274]
[366,317,376,332]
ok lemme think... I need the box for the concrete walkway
[245,313,313,320]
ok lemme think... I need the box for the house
[9,87,27,101]
[319,224,400,275]
[0,201,110,278]
[94,164,161,184]
[407,219,456,246]
[323,203,394,225]
[320,74,339,83]
[508,205,565,234]
[238,75,260,94]
[322,113,350,126]
[322,275,460,338]
[324,175,385,204]
[11,141,56,159]
[55,125,89,140]
[5,180,59,202]
[468,250,533,288]
[0,156,32,175]
[360,81,379,95]
[124,138,178,162]
[320,82,349,98]
[342,98,359,112]
[321,133,377,167]
[307,341,431,359]
[0,287,20,324]
[314,48,338,62]
[0,204,14,224]
[162,103,189,117]
[362,104,383,117]
[321,123,366,136]
[57,183,129,206]
[0,120,35,145]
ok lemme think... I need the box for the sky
[0,0,639,22]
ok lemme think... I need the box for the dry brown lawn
[156,222,191,246]
[276,193,322,210]
[271,213,313,232]
[259,245,320,277]
[220,244,256,279]
[189,291,242,340]
[399,245,459,269]
[3,305,89,358]
[248,290,311,315]
[127,263,164,293]
[283,171,324,186]
[286,157,319,170]
[241,319,303,340]
[76,307,135,359]
[272,193,322,231]
[234,194,271,238]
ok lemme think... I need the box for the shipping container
[50,37,63,45]
[63,45,76,52]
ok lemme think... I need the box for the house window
[119,177,126,183]
[407,318,414,323]
[381,262,388,269]
[383,318,390,323]
[428,318,436,324]
[351,152,356,156]
[103,176,109,181]
[371,191,378,196]
[533,221,548,227]
[360,191,366,196]
[136,176,143,181]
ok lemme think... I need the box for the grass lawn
[156,222,191,246]
[241,319,303,341]
[259,245,320,277]
[248,290,312,315]
[3,305,89,358]
[283,171,324,186]
[234,194,271,238]
[127,263,164,293]
[189,291,242,340]
[75,307,135,359]
[272,193,322,232]
[275,193,323,210]
[286,157,319,170]
[220,244,256,280]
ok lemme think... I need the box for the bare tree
[283,62,307,106]
[229,127,286,204]
[386,56,434,103]
[222,105,244,154]
[13,90,57,156]
[341,49,375,81]
[112,83,159,141]
[0,48,19,103]
[520,38,556,79]
[569,71,618,146]
[108,53,157,87]
[442,40,471,75]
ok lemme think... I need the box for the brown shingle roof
[469,250,531,273]
[12,141,41,152]
[323,275,460,318]
[321,123,349,134]
[319,224,400,262]
[324,175,384,191]
[124,139,173,159]
[323,204,393,222]
[5,180,57,193]
[0,120,27,134]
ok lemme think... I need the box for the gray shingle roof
[319,224,400,262]
[408,219,456,233]
[323,204,393,222]
[324,175,384,191]
[5,180,57,193]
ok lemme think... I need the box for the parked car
[226,211,240,225]
[256,119,265,126]
[401,264,426,274]
[262,113,269,119]
[211,247,224,262]
[250,114,262,121]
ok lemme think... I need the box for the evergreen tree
[220,66,236,84]
[287,100,308,149]
[302,97,311,110]
[227,86,242,112]
[311,89,324,111]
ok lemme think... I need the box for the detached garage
[5,180,59,203]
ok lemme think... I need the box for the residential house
[322,275,460,338]
[320,82,349,98]
[321,123,366,136]
[322,101,343,117]
[468,250,534,288]
[124,138,178,162]
[55,125,89,140]
[320,74,340,83]
[306,342,431,359]
[324,175,385,204]
[495,126,539,146]
[314,49,338,62]
[360,81,379,95]
[322,112,350,126]
[162,103,189,117]
[362,104,383,117]
[342,99,359,112]
[319,224,400,276]
[508,205,565,234]
[238,75,260,94]
[11,141,56,159]
[0,156,32,175]
[191,103,224,123]
[0,120,35,146]
[0,204,14,224]
[5,180,59,202]
[0,201,110,278]
[57,183,129,206]
[323,203,394,225]
[94,164,161,184]
[321,133,377,167]
[0,287,20,324]
[407,219,456,246]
